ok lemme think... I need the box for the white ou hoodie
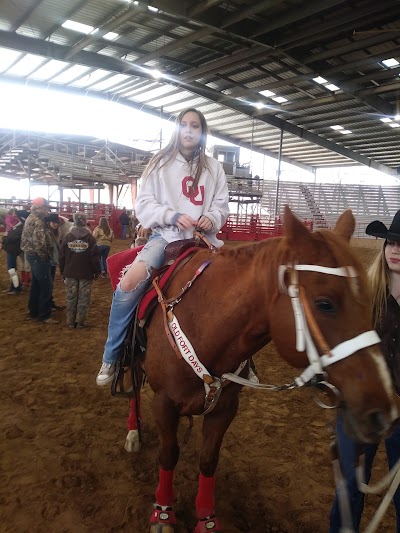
[135,153,229,247]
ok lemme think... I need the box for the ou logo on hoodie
[182,176,204,206]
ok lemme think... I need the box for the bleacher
[260,181,400,237]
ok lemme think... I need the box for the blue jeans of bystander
[330,414,400,532]
[26,254,53,321]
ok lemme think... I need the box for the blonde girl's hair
[367,241,389,328]
[142,108,210,191]
[99,216,111,237]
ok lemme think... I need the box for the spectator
[44,213,65,311]
[59,212,100,329]
[329,209,400,532]
[5,208,19,232]
[93,217,114,278]
[1,209,29,294]
[20,198,57,324]
[119,208,130,240]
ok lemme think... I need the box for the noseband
[278,264,380,389]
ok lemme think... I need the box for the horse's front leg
[125,395,142,452]
[194,395,239,533]
[150,392,180,532]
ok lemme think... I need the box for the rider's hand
[176,214,197,230]
[196,216,213,232]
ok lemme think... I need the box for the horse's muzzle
[341,404,393,444]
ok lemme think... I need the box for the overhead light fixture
[339,130,352,134]
[389,122,400,128]
[382,58,399,68]
[254,102,264,109]
[62,20,94,34]
[330,125,343,130]
[313,76,328,84]
[148,5,159,12]
[151,69,162,78]
[325,83,340,91]
[103,32,119,41]
[395,115,400,121]
[259,90,275,97]
[380,117,392,123]
[272,96,288,103]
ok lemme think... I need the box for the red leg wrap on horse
[195,474,216,518]
[155,468,174,507]
[127,395,141,430]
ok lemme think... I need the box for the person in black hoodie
[59,212,100,329]
[1,209,29,294]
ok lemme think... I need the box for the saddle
[111,235,211,397]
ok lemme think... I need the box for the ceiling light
[330,125,343,130]
[395,115,400,121]
[339,130,352,134]
[151,69,162,78]
[380,117,392,123]
[254,102,264,109]
[259,90,275,97]
[272,96,288,103]
[313,76,328,84]
[389,122,400,128]
[325,83,340,91]
[148,5,159,12]
[62,20,94,34]
[382,58,399,68]
[103,32,119,41]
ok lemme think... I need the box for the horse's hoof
[124,429,141,452]
[193,516,222,532]
[150,506,176,532]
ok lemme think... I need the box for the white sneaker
[96,362,116,386]
[248,367,259,384]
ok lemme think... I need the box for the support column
[89,189,94,203]
[130,178,137,207]
[109,184,114,206]
[274,129,284,220]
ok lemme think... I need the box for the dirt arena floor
[0,236,397,532]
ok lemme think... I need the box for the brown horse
[123,207,398,532]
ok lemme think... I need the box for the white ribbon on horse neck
[167,313,247,394]
[278,264,380,387]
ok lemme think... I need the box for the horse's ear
[283,205,312,245]
[334,209,355,242]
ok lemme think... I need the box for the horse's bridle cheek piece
[278,264,381,390]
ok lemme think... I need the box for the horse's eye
[315,299,336,314]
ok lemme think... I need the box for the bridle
[277,263,380,390]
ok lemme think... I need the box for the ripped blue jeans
[102,233,167,364]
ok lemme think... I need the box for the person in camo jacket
[59,211,100,329]
[20,197,56,324]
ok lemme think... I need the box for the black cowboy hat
[365,209,400,242]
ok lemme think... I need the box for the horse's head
[270,206,398,443]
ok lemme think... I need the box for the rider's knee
[120,261,149,292]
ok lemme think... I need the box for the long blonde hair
[367,241,389,328]
[98,216,111,237]
[142,108,210,191]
